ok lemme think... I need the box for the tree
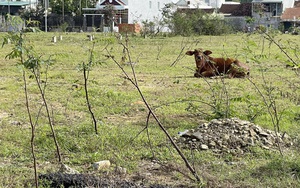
[166,9,233,36]
[103,3,117,32]
[20,5,45,26]
[50,0,79,15]
[161,3,176,32]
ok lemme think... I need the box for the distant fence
[0,15,25,32]
[0,14,141,34]
[0,14,104,32]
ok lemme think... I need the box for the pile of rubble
[175,118,293,155]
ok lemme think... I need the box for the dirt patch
[38,160,196,188]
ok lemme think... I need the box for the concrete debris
[175,118,293,155]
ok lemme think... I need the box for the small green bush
[168,9,233,36]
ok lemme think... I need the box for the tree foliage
[20,5,45,24]
[162,6,233,36]
[50,0,92,15]
[103,3,117,31]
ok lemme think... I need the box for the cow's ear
[203,50,212,55]
[186,51,194,56]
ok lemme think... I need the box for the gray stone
[211,119,222,125]
[59,163,79,174]
[192,131,203,140]
[259,131,269,137]
[223,134,230,140]
[200,144,209,150]
[208,141,216,147]
[249,129,257,137]
[261,145,270,150]
[93,160,111,171]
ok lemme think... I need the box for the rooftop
[219,3,240,15]
[281,7,300,21]
[0,1,30,6]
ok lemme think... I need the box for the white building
[174,0,225,9]
[175,0,212,9]
[208,0,226,9]
[92,0,178,25]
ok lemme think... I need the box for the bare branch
[105,37,201,183]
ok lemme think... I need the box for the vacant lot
[0,32,299,187]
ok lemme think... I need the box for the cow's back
[209,57,233,74]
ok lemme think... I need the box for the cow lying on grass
[186,49,250,78]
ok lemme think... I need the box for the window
[264,3,270,12]
[187,1,190,5]
[158,2,160,9]
[149,1,152,9]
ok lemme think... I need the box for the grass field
[0,31,299,187]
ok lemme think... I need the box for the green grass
[0,31,299,187]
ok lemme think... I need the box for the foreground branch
[105,44,201,183]
[262,32,298,67]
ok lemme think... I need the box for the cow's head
[186,49,212,70]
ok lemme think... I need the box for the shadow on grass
[251,157,300,181]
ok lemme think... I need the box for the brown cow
[186,49,250,78]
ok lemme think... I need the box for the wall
[208,0,226,8]
[128,0,177,24]
[283,0,295,10]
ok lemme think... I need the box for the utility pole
[8,0,10,15]
[62,0,65,23]
[79,0,81,15]
[45,0,48,32]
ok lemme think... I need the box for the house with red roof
[281,1,300,31]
